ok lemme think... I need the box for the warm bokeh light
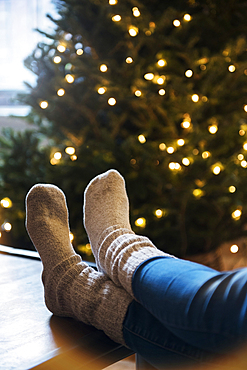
[138,134,146,143]
[159,143,166,151]
[108,97,116,106]
[231,209,242,220]
[112,14,121,22]
[229,186,236,193]
[135,217,146,227]
[167,146,175,154]
[126,57,133,64]
[0,197,12,208]
[128,26,139,37]
[54,152,62,160]
[144,73,154,80]
[155,209,163,218]
[53,56,62,64]
[158,89,166,96]
[39,101,48,109]
[191,94,199,102]
[98,87,107,94]
[230,244,239,253]
[65,147,75,155]
[100,64,108,72]
[57,88,65,96]
[57,44,66,53]
[173,19,180,27]
[65,74,74,83]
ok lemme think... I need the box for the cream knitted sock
[83,170,168,297]
[26,184,132,345]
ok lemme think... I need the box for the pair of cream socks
[26,170,166,345]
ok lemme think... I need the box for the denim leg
[123,300,215,369]
[132,256,247,354]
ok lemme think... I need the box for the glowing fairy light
[0,197,12,208]
[181,120,191,129]
[2,222,12,231]
[126,57,133,64]
[144,73,154,80]
[157,76,165,85]
[244,105,247,112]
[108,97,117,106]
[76,49,84,55]
[191,94,199,102]
[112,15,121,22]
[57,88,65,96]
[241,160,247,168]
[157,59,167,67]
[135,90,142,97]
[177,139,185,146]
[230,244,239,253]
[169,162,181,170]
[128,26,139,37]
[138,134,146,143]
[167,146,175,154]
[228,65,236,72]
[193,189,204,198]
[173,19,181,27]
[155,209,163,218]
[229,186,236,193]
[100,64,108,72]
[135,217,146,227]
[158,89,166,96]
[159,143,166,151]
[243,142,247,150]
[182,158,190,166]
[65,147,75,155]
[232,209,242,220]
[185,69,193,78]
[53,56,62,64]
[54,152,62,160]
[69,232,74,242]
[98,87,107,94]
[132,7,141,17]
[183,14,192,21]
[109,0,118,4]
[208,125,218,134]
[65,74,74,83]
[212,163,223,175]
[238,154,244,160]
[202,151,211,159]
[57,44,66,53]
[39,101,48,109]
[70,155,77,161]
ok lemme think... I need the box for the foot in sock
[83,170,167,297]
[25,184,132,345]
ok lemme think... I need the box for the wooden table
[0,248,133,370]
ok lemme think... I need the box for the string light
[158,89,166,96]
[159,143,166,151]
[65,147,75,155]
[241,160,247,168]
[39,101,48,109]
[100,64,108,72]
[126,57,133,64]
[239,129,245,136]
[208,124,218,134]
[157,59,167,67]
[144,73,154,80]
[135,90,142,97]
[183,14,192,21]
[228,65,236,72]
[71,155,77,161]
[212,164,223,175]
[57,88,65,96]
[57,44,66,53]
[185,69,193,78]
[167,146,175,154]
[2,222,12,231]
[112,15,121,22]
[193,189,204,198]
[182,157,190,166]
[244,105,247,112]
[169,162,181,170]
[191,94,199,102]
[65,74,74,83]
[132,7,141,17]
[238,154,244,160]
[155,209,163,218]
[135,217,146,227]
[54,152,62,160]
[181,119,191,129]
[202,151,211,159]
[229,186,236,193]
[69,232,74,242]
[243,142,247,150]
[128,26,139,37]
[138,134,146,143]
[109,0,118,4]
[53,56,62,64]
[230,244,239,253]
[0,197,12,208]
[108,97,116,106]
[232,209,242,220]
[98,87,107,94]
[177,139,185,146]
[173,19,181,27]
[157,76,165,85]
[76,49,84,55]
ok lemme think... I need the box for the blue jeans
[122,257,247,369]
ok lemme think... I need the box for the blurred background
[1,0,247,271]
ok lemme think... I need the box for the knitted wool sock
[26,184,132,345]
[83,170,168,298]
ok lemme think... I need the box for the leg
[25,184,132,344]
[83,170,247,354]
[132,256,247,353]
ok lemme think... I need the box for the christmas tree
[1,0,247,261]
